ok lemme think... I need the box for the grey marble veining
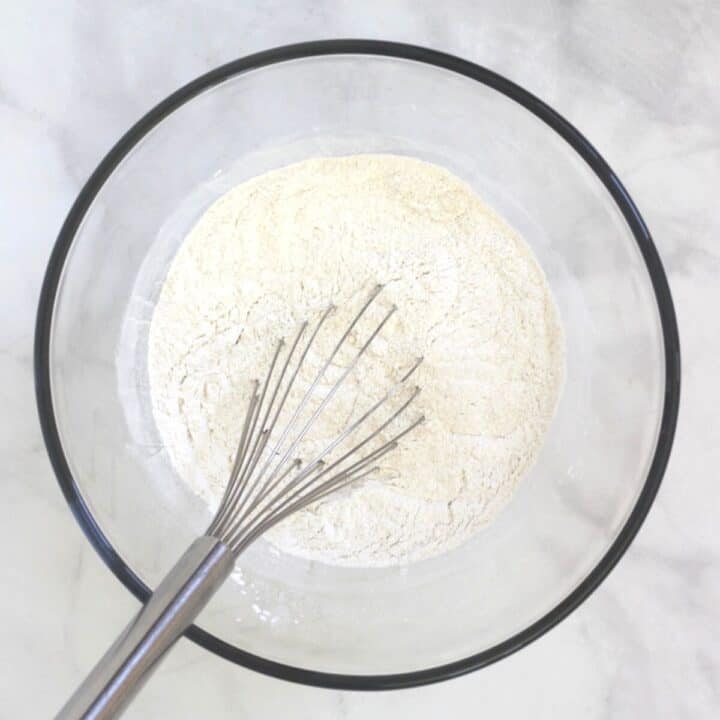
[1,1,718,718]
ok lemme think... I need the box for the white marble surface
[1,1,718,717]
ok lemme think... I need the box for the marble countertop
[2,2,718,717]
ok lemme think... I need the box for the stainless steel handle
[56,536,234,720]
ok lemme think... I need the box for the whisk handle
[55,535,234,720]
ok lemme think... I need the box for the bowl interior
[45,51,669,678]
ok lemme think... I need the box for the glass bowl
[35,41,680,688]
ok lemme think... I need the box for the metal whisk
[57,285,423,720]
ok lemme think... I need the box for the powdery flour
[148,154,564,567]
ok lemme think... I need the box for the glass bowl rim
[34,39,681,689]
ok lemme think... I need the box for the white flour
[148,154,564,567]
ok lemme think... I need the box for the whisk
[57,285,423,720]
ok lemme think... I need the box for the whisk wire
[211,318,311,537]
[237,302,397,527]
[237,304,335,509]
[250,287,385,501]
[232,340,285,489]
[207,382,259,535]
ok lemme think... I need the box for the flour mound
[148,154,564,567]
